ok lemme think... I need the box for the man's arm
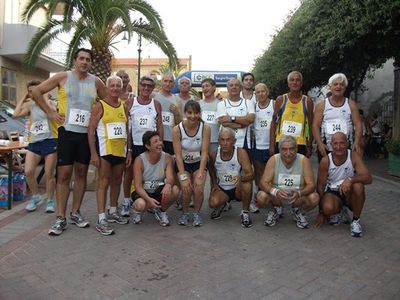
[269,96,283,155]
[312,101,328,156]
[87,102,103,168]
[259,155,276,194]
[154,100,164,141]
[237,148,254,183]
[95,77,107,100]
[350,151,372,185]
[306,97,314,157]
[301,156,316,196]
[208,150,218,190]
[316,156,329,198]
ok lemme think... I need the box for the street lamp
[137,17,143,96]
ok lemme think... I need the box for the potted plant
[387,139,400,177]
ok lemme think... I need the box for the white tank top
[129,97,157,145]
[216,98,255,148]
[326,150,355,191]
[321,98,353,151]
[253,99,274,150]
[155,92,178,142]
[215,146,242,190]
[178,121,204,164]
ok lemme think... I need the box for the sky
[114,0,301,72]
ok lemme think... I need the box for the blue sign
[172,70,245,93]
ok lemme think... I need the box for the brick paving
[0,157,399,299]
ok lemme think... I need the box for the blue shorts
[28,138,57,157]
[250,148,270,162]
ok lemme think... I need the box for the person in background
[13,80,59,213]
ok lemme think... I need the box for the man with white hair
[270,71,314,158]
[88,76,131,235]
[312,73,362,159]
[256,135,319,229]
[176,77,195,116]
[316,132,372,237]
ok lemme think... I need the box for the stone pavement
[0,158,399,299]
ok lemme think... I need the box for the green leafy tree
[253,0,400,97]
[22,0,178,83]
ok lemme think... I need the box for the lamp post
[137,17,143,96]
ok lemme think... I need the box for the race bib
[326,119,347,135]
[30,120,49,135]
[162,112,174,126]
[218,171,239,184]
[69,109,90,127]
[106,122,126,139]
[281,120,302,137]
[143,180,164,191]
[202,111,217,124]
[257,116,272,129]
[278,174,301,189]
[329,179,345,191]
[182,150,201,163]
[133,114,152,129]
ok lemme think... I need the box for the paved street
[0,158,399,299]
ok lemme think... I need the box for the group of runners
[15,48,372,238]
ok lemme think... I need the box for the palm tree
[21,0,178,83]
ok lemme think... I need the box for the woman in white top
[172,100,210,227]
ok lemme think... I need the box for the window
[1,68,17,105]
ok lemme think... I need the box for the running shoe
[276,206,284,218]
[350,219,363,237]
[292,208,309,229]
[341,205,353,224]
[223,200,232,212]
[154,209,170,227]
[120,203,130,217]
[132,211,143,224]
[249,200,260,213]
[264,208,278,227]
[45,199,55,213]
[69,211,90,228]
[96,218,114,236]
[178,212,190,226]
[108,211,129,225]
[240,211,253,228]
[25,195,42,212]
[48,217,67,236]
[192,212,203,227]
[328,213,341,226]
[210,203,226,220]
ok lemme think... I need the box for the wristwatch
[230,116,236,122]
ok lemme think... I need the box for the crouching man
[256,135,319,229]
[316,132,372,237]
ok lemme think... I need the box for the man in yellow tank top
[270,71,314,158]
[88,76,131,235]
